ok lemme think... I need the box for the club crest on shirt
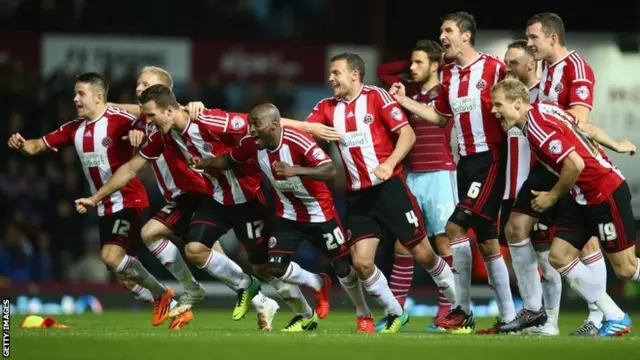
[101,136,112,148]
[575,86,590,100]
[268,236,277,249]
[390,107,403,121]
[428,86,439,100]
[203,142,213,152]
[475,79,486,90]
[312,147,326,160]
[548,139,563,154]
[231,116,245,131]
[554,83,563,94]
[363,113,374,124]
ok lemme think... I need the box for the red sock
[436,254,454,318]
[389,254,413,307]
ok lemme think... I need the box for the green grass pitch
[11,310,640,360]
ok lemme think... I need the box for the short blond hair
[491,78,530,103]
[140,66,173,89]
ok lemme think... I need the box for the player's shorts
[268,216,350,268]
[455,148,505,222]
[406,170,458,237]
[99,207,146,253]
[345,175,426,248]
[188,194,268,264]
[511,162,556,244]
[151,194,201,238]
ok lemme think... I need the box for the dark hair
[527,13,566,46]
[413,39,444,64]
[138,84,179,109]
[76,72,109,98]
[441,12,477,46]
[507,39,534,56]
[330,52,365,82]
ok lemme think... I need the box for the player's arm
[548,150,584,200]
[191,153,234,171]
[282,142,336,182]
[108,103,141,117]
[577,122,636,154]
[193,135,254,171]
[8,133,48,155]
[376,60,411,87]
[388,125,416,168]
[287,163,336,181]
[391,82,449,126]
[89,154,148,203]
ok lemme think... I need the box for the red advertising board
[192,38,327,83]
[0,33,40,72]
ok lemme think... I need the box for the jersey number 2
[112,219,131,237]
[323,227,345,250]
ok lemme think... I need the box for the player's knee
[184,242,210,266]
[580,238,600,254]
[100,245,125,270]
[609,253,638,280]
[351,254,374,278]
[434,235,451,255]
[251,263,272,281]
[504,219,529,244]
[331,257,352,278]
[140,222,164,245]
[547,248,572,270]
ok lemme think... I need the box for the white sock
[269,278,313,317]
[484,253,516,322]
[536,250,562,313]
[147,239,197,287]
[279,262,323,291]
[337,267,371,317]
[115,255,166,297]
[633,258,640,282]
[199,251,251,290]
[581,251,606,326]
[362,267,403,316]
[131,284,153,303]
[558,258,625,321]
[426,256,457,304]
[451,237,472,313]
[250,291,273,312]
[509,238,543,311]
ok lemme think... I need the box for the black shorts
[151,194,201,238]
[188,195,268,264]
[511,161,555,244]
[268,216,350,268]
[99,207,146,254]
[500,197,554,246]
[455,148,505,222]
[345,175,426,248]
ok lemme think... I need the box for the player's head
[504,39,537,84]
[138,84,181,134]
[328,52,365,98]
[526,13,566,61]
[248,103,281,150]
[136,66,173,97]
[74,72,108,119]
[410,40,443,83]
[491,78,531,131]
[440,12,476,58]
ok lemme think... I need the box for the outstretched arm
[8,133,48,155]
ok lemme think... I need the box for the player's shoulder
[562,51,594,78]
[363,85,396,105]
[54,118,84,132]
[481,53,506,66]
[105,106,137,122]
[313,97,336,109]
[283,125,316,149]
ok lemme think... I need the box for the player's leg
[142,196,205,316]
[589,182,636,336]
[312,217,374,332]
[182,198,258,321]
[346,189,406,332]
[267,218,320,332]
[372,176,456,333]
[99,208,174,327]
[530,223,561,335]
[577,238,606,333]
[421,170,457,330]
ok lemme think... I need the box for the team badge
[312,147,326,160]
[101,137,112,148]
[555,83,564,94]
[390,107,403,121]
[268,237,277,249]
[548,139,563,154]
[363,113,374,124]
[203,143,213,152]
[475,79,486,90]
[231,116,245,131]
[575,86,590,101]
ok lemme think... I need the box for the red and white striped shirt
[524,102,623,205]
[306,85,409,191]
[43,106,149,216]
[503,82,540,200]
[174,108,261,205]
[434,54,506,157]
[537,51,595,110]
[139,126,213,200]
[231,126,337,223]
